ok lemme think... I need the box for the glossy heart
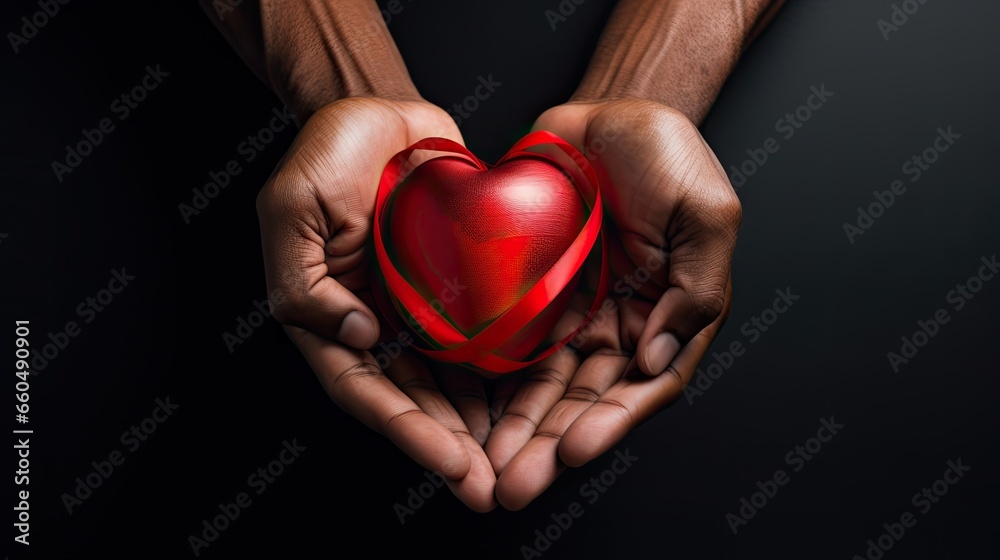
[373,132,608,376]
[388,156,584,339]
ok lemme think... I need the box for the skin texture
[199,0,785,511]
[571,0,788,124]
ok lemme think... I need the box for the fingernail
[643,332,681,376]
[337,311,377,349]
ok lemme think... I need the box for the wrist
[569,0,783,124]
[260,0,422,123]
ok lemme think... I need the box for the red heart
[373,132,608,376]
[388,156,585,353]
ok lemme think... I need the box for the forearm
[200,0,420,123]
[572,0,786,125]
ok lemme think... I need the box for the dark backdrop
[3,0,998,558]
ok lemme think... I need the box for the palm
[486,100,740,509]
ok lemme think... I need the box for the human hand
[256,97,497,511]
[487,99,741,509]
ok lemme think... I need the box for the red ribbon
[373,131,609,374]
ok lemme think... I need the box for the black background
[3,0,999,558]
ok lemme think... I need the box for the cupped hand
[487,99,741,509]
[256,97,497,511]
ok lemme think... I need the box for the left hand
[485,99,742,510]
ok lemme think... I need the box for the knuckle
[627,101,698,145]
[649,104,692,131]
[332,362,383,393]
[269,288,308,325]
[594,398,634,426]
[664,364,684,385]
[385,407,424,432]
[496,409,538,432]
[689,287,727,328]
[523,368,568,391]
[716,190,743,229]
[563,386,602,404]
[699,188,743,234]
[534,430,563,441]
[396,377,438,394]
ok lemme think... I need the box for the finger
[496,352,628,510]
[257,167,381,350]
[560,303,728,467]
[636,183,741,376]
[385,353,496,512]
[619,297,655,352]
[436,368,491,446]
[288,327,470,480]
[490,371,523,420]
[485,293,614,475]
[325,236,368,282]
[446,437,498,513]
[485,349,579,476]
[495,437,565,512]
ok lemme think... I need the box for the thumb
[635,188,741,376]
[256,175,380,350]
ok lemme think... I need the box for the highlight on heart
[372,131,609,377]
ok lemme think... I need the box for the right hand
[256,97,497,512]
